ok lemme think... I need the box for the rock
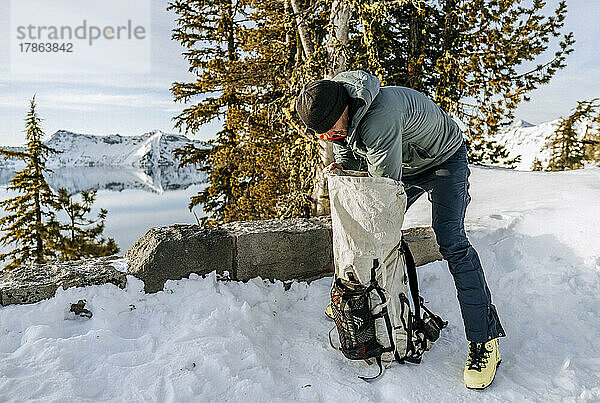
[0,219,443,306]
[307,219,442,267]
[222,217,333,282]
[310,219,442,267]
[125,217,441,294]
[125,225,233,293]
[312,217,442,267]
[69,299,92,318]
[402,227,443,267]
[0,256,127,306]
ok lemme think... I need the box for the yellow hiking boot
[464,338,502,389]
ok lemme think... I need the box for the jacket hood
[331,70,381,144]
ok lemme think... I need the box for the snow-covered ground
[1,166,599,402]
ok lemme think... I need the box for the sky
[0,0,598,147]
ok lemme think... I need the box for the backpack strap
[401,238,421,321]
[358,356,384,382]
[357,259,394,382]
[398,239,430,363]
[369,259,397,356]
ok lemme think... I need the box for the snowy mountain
[497,118,598,171]
[1,166,599,401]
[1,123,592,173]
[495,119,559,170]
[0,129,209,169]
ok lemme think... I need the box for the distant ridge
[510,119,535,128]
[498,118,597,170]
[2,123,595,173]
[0,130,209,169]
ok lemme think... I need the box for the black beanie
[295,80,349,134]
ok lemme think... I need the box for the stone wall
[1,218,442,305]
[0,256,127,306]
[127,217,442,293]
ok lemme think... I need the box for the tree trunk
[310,0,350,216]
[408,4,423,90]
[34,161,43,263]
[326,0,350,78]
[290,0,314,59]
[34,191,43,263]
[71,215,75,242]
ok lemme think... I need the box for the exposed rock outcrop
[0,256,127,306]
[0,219,443,306]
[126,218,442,293]
[125,225,233,293]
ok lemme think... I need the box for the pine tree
[52,188,119,260]
[581,109,600,164]
[1,98,120,269]
[347,0,573,165]
[546,98,600,171]
[168,0,244,224]
[531,157,544,171]
[169,0,573,223]
[0,96,60,269]
[169,0,323,223]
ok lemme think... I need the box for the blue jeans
[404,143,505,343]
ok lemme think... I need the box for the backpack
[327,169,447,381]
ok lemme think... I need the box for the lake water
[0,167,207,259]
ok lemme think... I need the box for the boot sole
[465,359,502,390]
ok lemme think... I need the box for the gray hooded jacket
[331,70,464,179]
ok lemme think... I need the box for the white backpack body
[327,169,447,380]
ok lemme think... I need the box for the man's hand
[327,163,344,171]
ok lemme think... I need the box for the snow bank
[1,167,599,401]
